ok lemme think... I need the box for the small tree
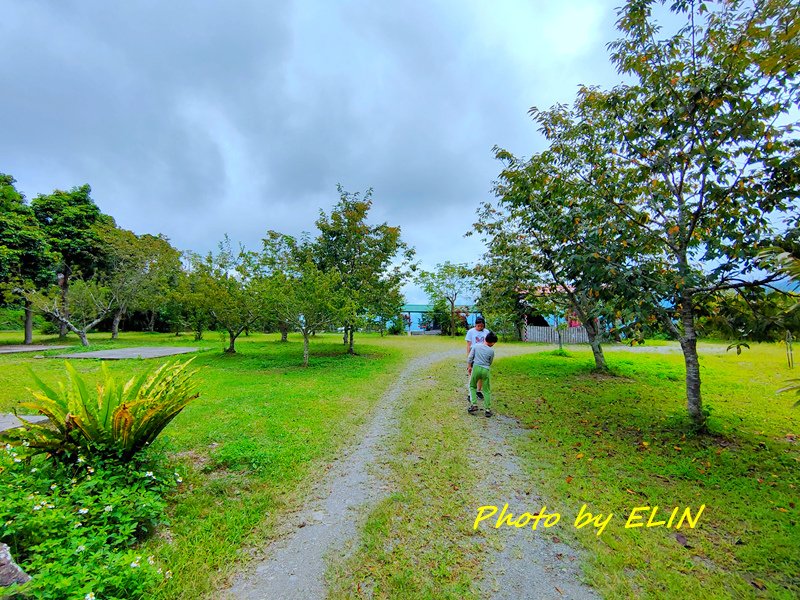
[265,233,344,366]
[27,279,113,347]
[187,237,270,354]
[417,262,474,337]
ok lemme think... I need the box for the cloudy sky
[2,0,625,302]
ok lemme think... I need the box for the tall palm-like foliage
[2,358,200,461]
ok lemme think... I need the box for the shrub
[1,359,200,463]
[0,446,180,599]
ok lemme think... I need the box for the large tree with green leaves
[0,174,54,343]
[578,0,800,428]
[31,185,106,339]
[313,185,415,354]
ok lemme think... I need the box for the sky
[1,0,625,303]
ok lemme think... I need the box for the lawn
[494,342,799,598]
[0,330,457,598]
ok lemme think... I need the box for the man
[465,316,490,402]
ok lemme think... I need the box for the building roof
[401,304,433,312]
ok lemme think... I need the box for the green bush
[0,446,180,599]
[2,359,200,462]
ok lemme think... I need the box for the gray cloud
[1,0,622,303]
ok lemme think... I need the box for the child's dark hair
[486,332,498,344]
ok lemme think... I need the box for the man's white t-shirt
[465,327,490,346]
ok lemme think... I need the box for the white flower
[147,556,155,566]
[164,570,172,579]
[76,545,86,553]
[22,441,30,447]
[87,467,95,474]
[130,557,141,568]
[70,478,77,484]
[4,444,11,451]
[32,505,42,511]
[104,505,113,512]
[78,508,88,514]
[85,593,95,600]
[50,484,57,490]
[13,458,21,463]
[46,504,54,509]
[74,522,82,528]
[145,471,154,478]
[176,477,183,483]
[30,468,38,473]
[77,456,85,463]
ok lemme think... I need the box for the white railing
[525,325,589,344]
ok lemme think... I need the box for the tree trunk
[348,326,354,355]
[225,330,238,353]
[584,319,607,372]
[343,325,348,345]
[23,300,33,345]
[78,330,90,347]
[194,329,203,341]
[111,308,123,340]
[678,296,705,429]
[147,310,156,332]
[59,275,69,339]
[450,300,456,337]
[303,331,310,367]
[280,321,288,342]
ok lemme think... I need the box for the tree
[31,185,105,339]
[264,232,344,366]
[26,279,113,347]
[313,185,415,354]
[577,0,800,427]
[187,237,270,354]
[417,262,474,337]
[0,174,54,343]
[96,225,182,339]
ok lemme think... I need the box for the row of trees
[0,179,415,365]
[474,0,799,429]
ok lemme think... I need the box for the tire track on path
[224,348,463,600]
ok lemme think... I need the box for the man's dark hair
[475,316,485,324]
[486,332,498,344]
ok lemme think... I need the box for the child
[467,331,497,417]
[465,317,491,402]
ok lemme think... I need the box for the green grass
[0,329,460,598]
[494,342,799,599]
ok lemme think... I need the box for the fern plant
[1,358,200,462]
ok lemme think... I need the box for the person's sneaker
[468,404,479,414]
[484,409,493,418]
[477,391,485,400]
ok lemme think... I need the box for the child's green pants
[469,366,491,409]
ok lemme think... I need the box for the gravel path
[471,410,599,600]
[224,348,463,600]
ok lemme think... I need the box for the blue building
[399,304,480,334]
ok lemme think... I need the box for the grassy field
[2,332,797,598]
[494,343,799,599]
[0,330,458,598]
